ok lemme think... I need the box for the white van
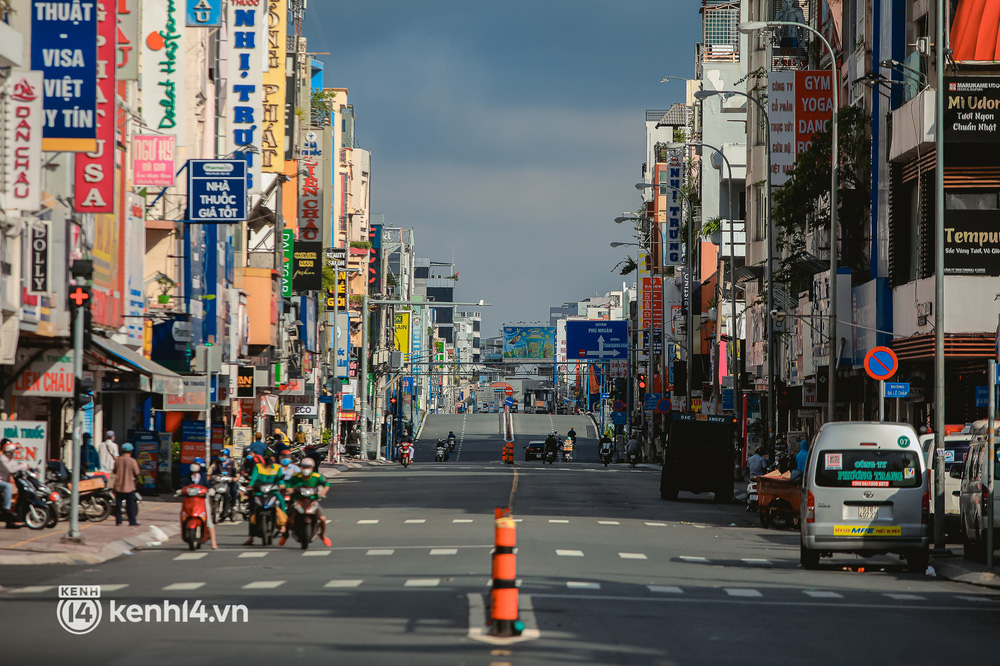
[801,422,929,572]
[958,419,1000,560]
[919,433,973,533]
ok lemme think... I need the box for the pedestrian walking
[98,430,119,473]
[111,442,141,526]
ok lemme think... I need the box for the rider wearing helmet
[209,448,239,517]
[179,457,218,549]
[281,457,332,547]
[543,432,559,458]
[243,453,284,546]
[0,439,27,516]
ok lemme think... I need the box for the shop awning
[91,336,185,396]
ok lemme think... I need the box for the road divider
[489,507,524,637]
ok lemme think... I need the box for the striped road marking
[556,549,584,557]
[366,549,394,556]
[648,585,684,594]
[725,588,763,598]
[679,556,708,563]
[238,552,268,558]
[619,552,647,560]
[324,579,363,588]
[174,553,208,561]
[404,579,441,587]
[567,581,600,590]
[430,548,458,555]
[163,583,205,591]
[804,590,843,599]
[9,586,55,594]
[242,581,285,590]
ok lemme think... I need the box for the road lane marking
[405,578,441,587]
[548,519,569,524]
[163,583,205,591]
[955,595,1000,602]
[567,581,600,590]
[884,593,925,601]
[645,522,668,527]
[357,519,379,525]
[404,519,426,524]
[598,520,620,525]
[101,584,130,592]
[302,550,331,557]
[528,593,1000,611]
[742,558,770,565]
[619,552,647,560]
[648,585,683,594]
[242,581,285,589]
[725,588,763,598]
[804,590,843,599]
[556,549,584,557]
[324,579,363,588]
[679,556,708,563]
[366,549,395,556]
[9,586,55,594]
[238,552,268,558]
[453,519,474,523]
[430,548,458,555]
[174,553,208,561]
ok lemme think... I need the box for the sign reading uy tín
[187,159,248,222]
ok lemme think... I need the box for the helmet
[121,442,134,453]
[192,457,205,465]
[300,457,315,469]
[221,448,231,457]
[280,449,291,456]
[1,438,14,453]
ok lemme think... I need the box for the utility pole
[64,265,92,543]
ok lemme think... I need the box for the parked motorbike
[52,479,113,523]
[599,447,613,467]
[289,487,322,550]
[251,483,283,546]
[210,475,235,523]
[447,435,456,452]
[435,443,447,462]
[746,480,759,513]
[2,470,60,530]
[177,484,209,550]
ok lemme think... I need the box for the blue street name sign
[644,393,661,410]
[611,412,628,425]
[722,388,735,411]
[565,320,629,361]
[884,382,910,399]
[975,386,1000,408]
[187,159,248,222]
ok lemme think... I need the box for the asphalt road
[1,413,998,665]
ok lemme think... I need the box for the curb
[930,557,1000,590]
[0,522,181,567]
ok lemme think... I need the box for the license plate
[748,494,758,502]
[858,505,879,520]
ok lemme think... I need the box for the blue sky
[305,1,702,336]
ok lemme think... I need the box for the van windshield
[815,449,923,488]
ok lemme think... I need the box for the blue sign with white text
[187,0,222,26]
[187,160,248,222]
[884,382,910,399]
[644,393,661,410]
[31,0,98,143]
[565,321,629,361]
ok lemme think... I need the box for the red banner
[74,1,116,213]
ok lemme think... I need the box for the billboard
[132,135,176,186]
[502,326,555,361]
[394,312,410,357]
[73,4,116,213]
[298,129,324,241]
[943,77,1000,143]
[141,0,186,145]
[261,0,287,171]
[768,70,834,186]
[224,0,264,191]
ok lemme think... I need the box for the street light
[739,19,839,423]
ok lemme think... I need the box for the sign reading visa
[31,0,99,151]
[187,159,248,222]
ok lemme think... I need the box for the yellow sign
[261,0,287,172]
[394,312,410,355]
[326,271,347,309]
[832,525,902,537]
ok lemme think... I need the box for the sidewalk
[0,499,180,566]
[930,551,1000,589]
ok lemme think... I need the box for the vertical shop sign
[27,222,50,295]
[368,224,383,293]
[116,0,139,80]
[74,3,117,213]
[261,0,286,172]
[768,70,832,187]
[281,229,294,297]
[31,0,99,151]
[186,0,222,26]
[297,129,323,241]
[226,0,264,193]
[141,0,186,145]
[123,193,145,344]
[661,156,683,266]
[132,134,176,186]
[0,71,43,212]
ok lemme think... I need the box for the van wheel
[800,543,820,569]
[905,548,929,573]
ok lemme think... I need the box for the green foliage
[350,240,372,249]
[702,217,722,238]
[613,256,638,276]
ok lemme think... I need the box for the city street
[1,413,998,665]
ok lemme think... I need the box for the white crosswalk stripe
[955,595,1000,602]
[404,519,426,524]
[404,578,441,587]
[366,549,394,556]
[238,552,268,558]
[556,549,584,557]
[324,579,363,588]
[804,590,843,599]
[163,582,205,591]
[357,519,379,525]
[548,519,569,523]
[302,550,330,557]
[242,581,285,590]
[430,548,458,555]
[619,552,647,560]
[567,581,600,590]
[645,522,668,527]
[452,519,473,523]
[725,588,763,598]
[648,585,684,594]
[174,553,208,561]
[101,584,130,592]
[598,520,620,525]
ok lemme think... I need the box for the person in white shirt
[98,430,119,473]
[0,439,28,513]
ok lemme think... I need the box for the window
[945,191,1000,210]
[814,449,922,488]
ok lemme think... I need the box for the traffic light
[75,376,94,408]
[638,373,647,391]
[68,285,93,348]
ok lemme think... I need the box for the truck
[660,412,737,502]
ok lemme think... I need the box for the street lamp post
[739,20,839,423]
[611,234,649,442]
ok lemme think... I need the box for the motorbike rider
[209,449,239,519]
[567,427,577,443]
[243,454,285,546]
[626,435,641,462]
[599,436,614,459]
[561,435,574,461]
[277,449,301,483]
[399,439,415,464]
[544,432,559,460]
[281,457,332,548]
[180,458,218,549]
[746,447,770,478]
[0,439,27,518]
[435,440,449,461]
